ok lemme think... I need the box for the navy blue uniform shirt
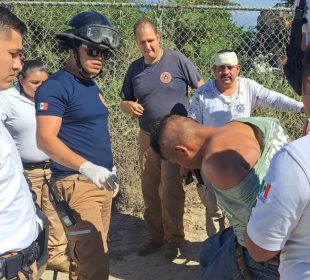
[35,69,113,177]
[120,50,201,132]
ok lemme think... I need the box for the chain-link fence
[1,1,306,212]
[3,2,295,91]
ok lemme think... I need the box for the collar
[8,84,34,105]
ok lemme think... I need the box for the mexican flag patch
[37,102,48,110]
[258,181,272,203]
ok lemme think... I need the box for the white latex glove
[111,166,119,198]
[79,161,119,192]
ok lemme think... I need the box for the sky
[231,0,286,28]
[138,0,288,29]
[233,0,280,7]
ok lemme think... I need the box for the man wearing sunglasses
[35,11,120,280]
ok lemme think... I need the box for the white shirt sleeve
[250,80,303,112]
[188,90,203,124]
[247,148,310,251]
[0,106,7,123]
[0,94,9,123]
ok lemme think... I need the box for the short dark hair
[133,18,158,37]
[0,6,27,36]
[150,115,170,159]
[19,60,48,78]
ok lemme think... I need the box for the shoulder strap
[283,0,307,96]
[295,0,307,20]
[287,0,307,56]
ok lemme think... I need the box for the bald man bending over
[150,115,287,279]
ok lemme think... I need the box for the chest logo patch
[160,72,172,84]
[235,102,245,113]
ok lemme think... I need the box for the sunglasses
[81,44,112,60]
[81,44,104,57]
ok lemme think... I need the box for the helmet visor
[77,25,120,49]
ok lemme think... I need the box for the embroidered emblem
[235,102,245,113]
[160,72,172,84]
[258,182,272,203]
[37,102,48,110]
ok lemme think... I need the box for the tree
[279,0,295,6]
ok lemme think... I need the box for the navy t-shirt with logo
[35,69,113,177]
[120,50,201,132]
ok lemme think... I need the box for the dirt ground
[41,187,207,280]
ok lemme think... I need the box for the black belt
[0,241,40,279]
[23,160,50,170]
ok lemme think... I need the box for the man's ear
[236,64,241,73]
[156,32,160,44]
[18,75,24,86]
[175,145,190,157]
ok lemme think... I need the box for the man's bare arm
[244,230,279,262]
[36,115,87,170]
[196,79,205,88]
[120,100,144,118]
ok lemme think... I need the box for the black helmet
[55,11,120,51]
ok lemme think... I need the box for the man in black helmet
[35,11,120,280]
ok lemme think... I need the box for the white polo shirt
[0,121,39,254]
[247,135,310,279]
[0,85,49,162]
[188,77,303,127]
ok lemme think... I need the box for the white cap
[214,51,238,66]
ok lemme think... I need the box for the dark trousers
[199,227,280,280]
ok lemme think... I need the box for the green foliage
[160,7,246,79]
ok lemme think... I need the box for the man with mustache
[188,49,304,238]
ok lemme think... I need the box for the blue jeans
[199,227,279,280]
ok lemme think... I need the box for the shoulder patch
[36,102,48,111]
[257,181,272,203]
